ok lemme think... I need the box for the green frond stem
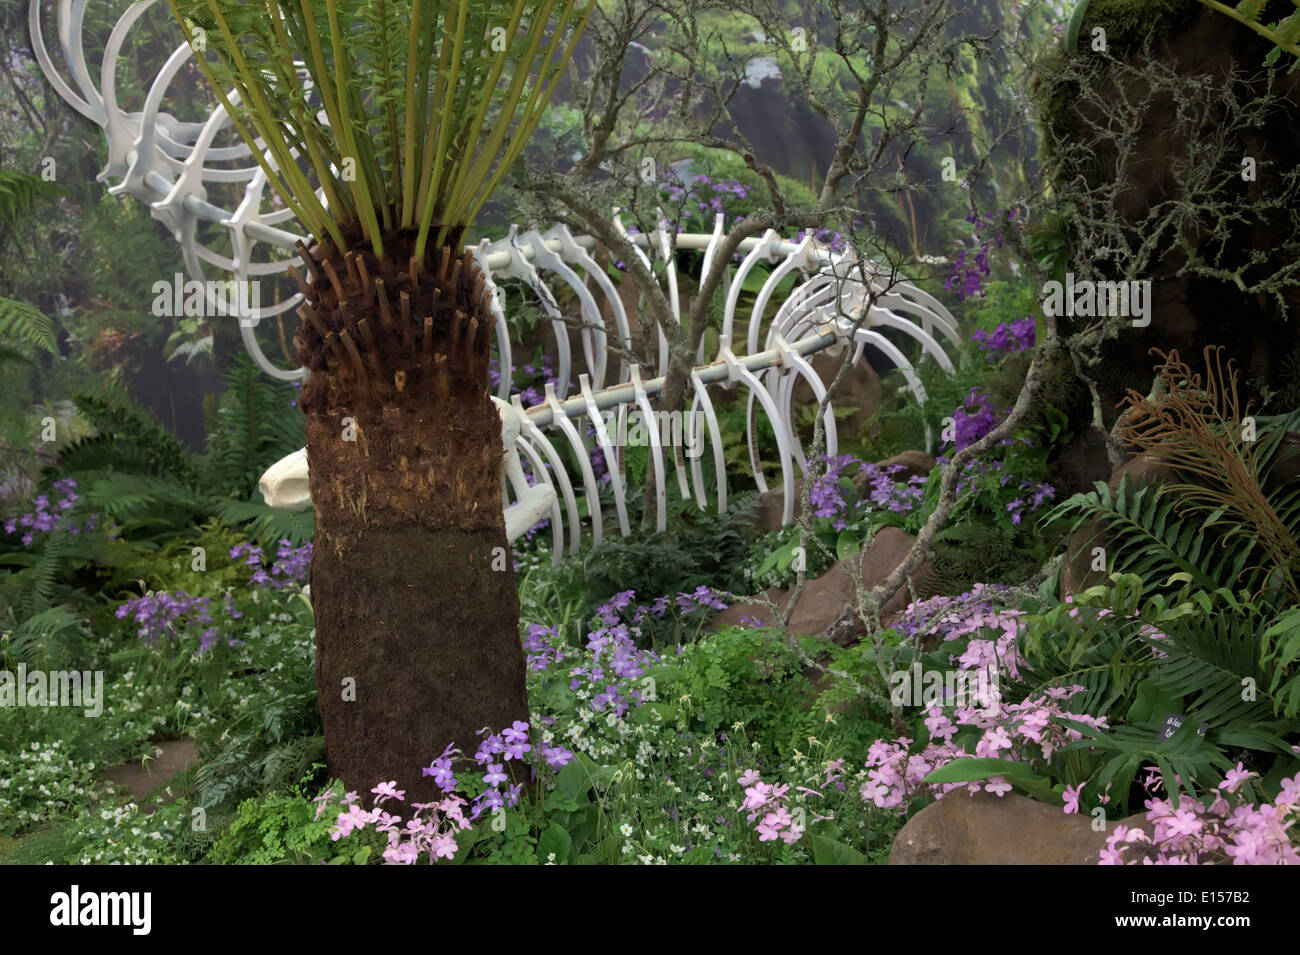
[458,0,594,235]
[325,0,383,256]
[415,0,471,262]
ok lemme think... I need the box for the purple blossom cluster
[972,317,1035,360]
[489,351,561,409]
[665,174,749,220]
[945,387,1004,452]
[2,478,98,547]
[228,539,311,588]
[806,454,927,531]
[1099,765,1300,865]
[114,589,243,655]
[944,209,1015,302]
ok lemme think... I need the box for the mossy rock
[1071,0,1200,53]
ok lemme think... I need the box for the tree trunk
[295,224,528,800]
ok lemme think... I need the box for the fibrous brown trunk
[294,223,528,800]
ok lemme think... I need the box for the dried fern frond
[1116,346,1300,602]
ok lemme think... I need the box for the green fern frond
[1196,0,1300,66]
[67,390,202,488]
[216,496,314,546]
[0,297,57,354]
[1046,480,1252,594]
[0,170,64,226]
[204,352,304,498]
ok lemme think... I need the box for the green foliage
[1194,0,1300,68]
[520,493,757,637]
[0,170,63,226]
[1067,0,1200,52]
[1013,575,1300,811]
[0,297,57,357]
[63,387,202,489]
[205,353,304,499]
[168,0,594,258]
[673,625,815,754]
[210,778,369,864]
[1047,479,1254,596]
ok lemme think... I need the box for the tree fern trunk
[296,225,528,799]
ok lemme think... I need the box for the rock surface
[103,738,197,802]
[888,791,1154,865]
[711,527,931,644]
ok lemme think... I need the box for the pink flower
[985,776,1013,797]
[1220,762,1255,794]
[1062,783,1084,815]
[371,780,405,803]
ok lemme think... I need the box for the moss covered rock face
[1035,2,1300,416]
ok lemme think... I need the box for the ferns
[0,605,88,669]
[68,388,202,489]
[1195,0,1300,66]
[216,497,314,547]
[0,170,63,226]
[205,353,305,499]
[0,297,57,355]
[1048,480,1254,594]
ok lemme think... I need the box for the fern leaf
[0,298,57,354]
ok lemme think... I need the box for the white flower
[620,823,633,837]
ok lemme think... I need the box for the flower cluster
[324,781,469,864]
[1100,766,1300,865]
[972,317,1035,360]
[666,174,749,222]
[944,209,1015,302]
[738,769,804,844]
[323,721,577,864]
[492,351,561,410]
[228,539,311,588]
[114,589,243,655]
[2,478,98,547]
[807,454,927,530]
[859,687,1109,812]
[945,387,1004,453]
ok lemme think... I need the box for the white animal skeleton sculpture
[34,0,962,563]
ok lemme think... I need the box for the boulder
[711,527,931,645]
[888,790,1154,865]
[748,479,807,535]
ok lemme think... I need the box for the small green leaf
[537,824,572,865]
[809,834,870,865]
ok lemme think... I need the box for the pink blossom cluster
[318,780,471,865]
[738,769,804,844]
[1100,766,1300,865]
[859,687,1110,812]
